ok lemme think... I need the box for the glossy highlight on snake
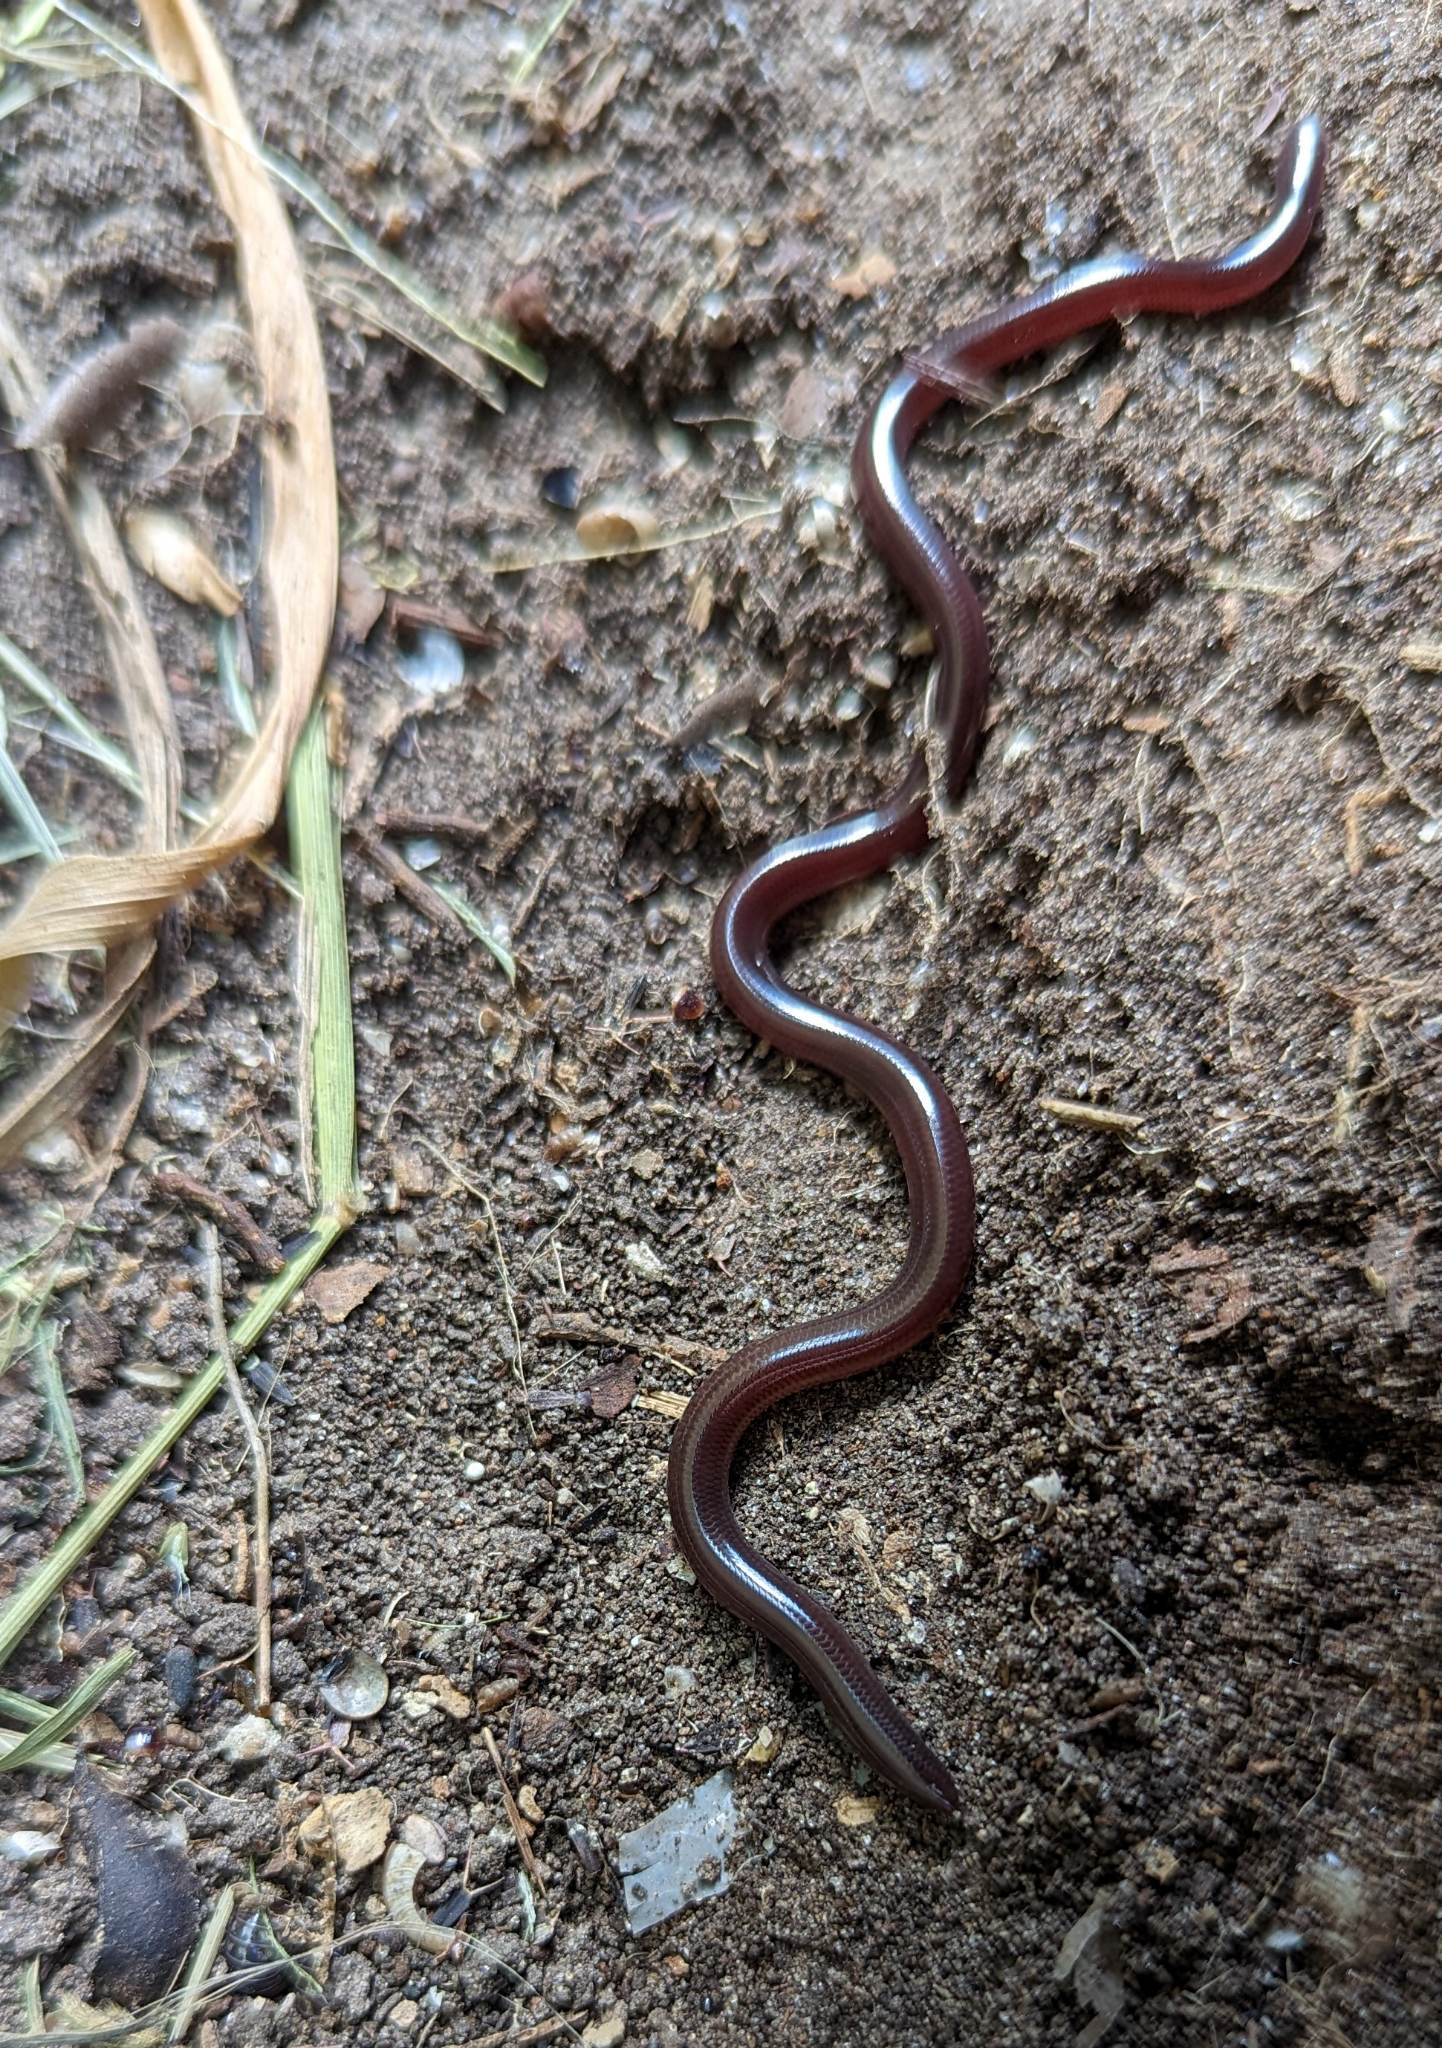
[668,119,1326,1814]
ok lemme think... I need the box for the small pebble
[541,465,581,509]
[216,1714,281,1763]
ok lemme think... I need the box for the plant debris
[76,1759,201,2007]
[617,1771,738,1935]
[13,312,183,451]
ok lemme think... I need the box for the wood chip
[635,1390,688,1420]
[1401,637,1442,673]
[1037,1097,1144,1134]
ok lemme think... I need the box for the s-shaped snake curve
[668,118,1326,1814]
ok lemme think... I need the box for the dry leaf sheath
[0,0,337,1127]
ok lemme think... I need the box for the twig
[201,1225,271,1712]
[482,1726,545,1896]
[512,838,567,941]
[353,827,470,937]
[531,1311,722,1372]
[469,2018,570,2048]
[387,595,498,649]
[371,808,537,871]
[151,1168,284,1273]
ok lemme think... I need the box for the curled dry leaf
[124,507,242,615]
[76,1760,201,2007]
[0,0,337,1124]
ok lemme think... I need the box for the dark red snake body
[668,119,1326,1813]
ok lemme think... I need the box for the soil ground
[2,1,1440,2044]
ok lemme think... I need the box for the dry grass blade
[479,499,782,574]
[0,292,177,1149]
[59,0,544,391]
[0,0,336,1153]
[311,267,506,413]
[0,692,360,1678]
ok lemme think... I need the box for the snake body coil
[668,120,1326,1813]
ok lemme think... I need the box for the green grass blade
[286,704,358,1211]
[31,1319,83,1508]
[0,1645,132,1774]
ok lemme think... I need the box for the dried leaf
[586,1363,637,1420]
[306,1258,388,1324]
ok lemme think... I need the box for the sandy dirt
[2,1,1440,2043]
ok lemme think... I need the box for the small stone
[298,1787,393,1873]
[581,2010,626,2048]
[1141,1841,1180,1887]
[834,1793,882,1827]
[624,1241,668,1285]
[21,1129,84,1175]
[830,250,896,299]
[216,1714,281,1763]
[743,1725,780,1765]
[399,1813,446,1864]
[389,1997,420,2030]
[1,1830,60,1867]
[417,1675,471,1722]
[541,465,581,510]
[663,1666,695,1701]
[1023,1471,1067,1508]
[630,1148,665,1182]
